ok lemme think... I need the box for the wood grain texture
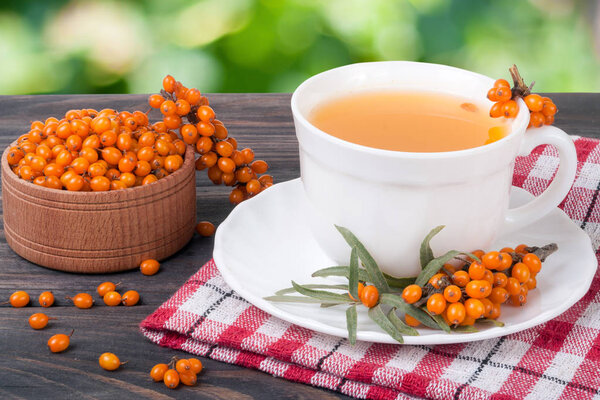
[2,145,196,273]
[0,93,597,400]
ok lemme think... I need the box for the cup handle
[503,125,577,233]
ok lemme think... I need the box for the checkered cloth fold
[140,136,600,400]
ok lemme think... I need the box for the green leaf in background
[312,266,415,288]
[264,295,339,304]
[387,308,419,336]
[368,305,404,344]
[346,304,357,345]
[419,225,445,269]
[453,325,478,333]
[275,284,348,296]
[348,247,359,301]
[480,319,505,327]
[379,293,439,330]
[424,309,451,333]
[291,281,354,303]
[335,225,391,293]
[320,302,346,308]
[416,250,465,287]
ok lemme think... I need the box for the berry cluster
[488,65,558,128]
[400,244,542,327]
[7,108,186,191]
[149,75,273,204]
[150,356,203,389]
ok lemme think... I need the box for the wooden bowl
[1,145,196,273]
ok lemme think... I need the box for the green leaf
[320,302,345,308]
[420,225,445,269]
[416,250,465,287]
[335,225,390,293]
[264,295,339,304]
[424,310,451,333]
[349,247,359,301]
[387,308,419,336]
[379,293,440,330]
[291,281,354,303]
[479,319,505,327]
[275,284,348,296]
[368,305,404,344]
[312,266,415,289]
[453,325,479,333]
[346,305,357,345]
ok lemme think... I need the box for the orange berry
[489,287,509,304]
[103,291,121,306]
[39,291,55,307]
[494,79,511,88]
[506,277,521,296]
[405,314,421,327]
[429,273,446,289]
[196,221,216,237]
[149,94,165,108]
[99,352,124,371]
[97,282,118,297]
[481,251,501,270]
[529,112,545,128]
[443,285,462,303]
[511,262,531,283]
[468,261,485,280]
[525,277,537,290]
[465,280,492,299]
[446,303,466,325]
[360,285,379,308]
[251,160,268,174]
[150,364,169,382]
[140,259,160,276]
[493,272,508,288]
[522,253,542,274]
[197,105,215,122]
[29,313,53,330]
[497,252,513,271]
[480,298,494,318]
[47,331,73,353]
[426,293,446,315]
[90,176,111,191]
[451,270,470,287]
[489,102,504,118]
[489,303,502,319]
[464,298,485,319]
[502,100,519,118]
[179,371,197,386]
[401,284,422,304]
[66,293,94,309]
[524,94,544,112]
[349,282,365,301]
[163,369,180,389]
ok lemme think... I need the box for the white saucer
[214,179,596,345]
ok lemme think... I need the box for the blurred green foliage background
[1,0,599,94]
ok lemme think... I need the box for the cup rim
[291,61,530,159]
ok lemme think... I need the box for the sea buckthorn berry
[487,88,500,102]
[197,105,215,122]
[122,290,140,306]
[465,280,492,299]
[164,155,183,173]
[149,94,164,108]
[526,277,537,290]
[506,277,521,296]
[464,298,485,319]
[231,151,245,168]
[48,330,73,353]
[214,123,228,139]
[426,293,447,315]
[39,291,55,307]
[66,293,94,309]
[134,160,152,177]
[404,314,421,327]
[175,359,192,374]
[493,272,508,288]
[480,298,494,318]
[103,291,121,306]
[251,160,268,174]
[246,179,261,196]
[8,291,30,307]
[494,78,511,88]
[140,259,160,276]
[500,247,514,254]
[29,313,53,329]
[402,284,422,304]
[489,102,504,118]
[150,363,169,382]
[180,371,198,386]
[360,285,379,308]
[446,303,466,325]
[160,100,176,116]
[195,136,213,154]
[429,273,446,289]
[524,94,544,112]
[175,99,191,116]
[483,269,494,285]
[163,115,182,130]
[502,100,519,118]
[215,141,234,157]
[196,221,216,237]
[489,303,502,319]
[481,251,501,270]
[495,86,512,102]
[522,253,541,274]
[186,88,202,105]
[497,252,512,271]
[468,261,485,280]
[163,75,176,92]
[489,287,509,304]
[349,282,365,301]
[511,262,531,283]
[443,285,462,303]
[460,315,476,326]
[451,270,470,287]
[529,112,544,128]
[544,114,555,125]
[97,282,119,297]
[90,176,111,191]
[196,121,215,136]
[471,250,485,261]
[163,369,180,389]
[99,352,124,371]
[542,101,557,117]
[229,188,245,204]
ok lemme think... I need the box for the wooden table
[0,93,596,400]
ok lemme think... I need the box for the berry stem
[509,64,533,98]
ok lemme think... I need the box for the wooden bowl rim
[1,142,195,201]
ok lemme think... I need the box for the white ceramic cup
[291,61,577,278]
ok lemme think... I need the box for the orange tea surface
[309,91,508,152]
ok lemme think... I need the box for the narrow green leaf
[425,310,451,333]
[291,281,353,303]
[348,247,359,301]
[320,302,345,308]
[453,325,479,333]
[479,319,505,327]
[275,284,348,296]
[379,293,440,330]
[335,225,390,293]
[420,225,445,269]
[264,295,338,304]
[387,308,419,336]
[368,305,404,344]
[312,266,415,289]
[346,305,357,345]
[416,250,464,287]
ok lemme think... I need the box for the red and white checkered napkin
[141,136,600,400]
